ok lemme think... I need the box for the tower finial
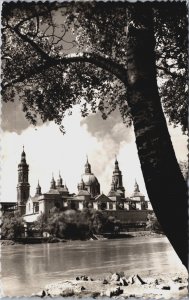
[57,171,63,187]
[36,179,42,195]
[85,155,91,174]
[21,145,26,163]
[50,173,56,189]
[134,179,140,192]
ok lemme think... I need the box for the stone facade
[15,149,152,224]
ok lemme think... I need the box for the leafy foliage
[146,212,163,234]
[33,208,121,239]
[179,160,188,181]
[1,211,24,240]
[2,2,187,132]
[154,3,188,132]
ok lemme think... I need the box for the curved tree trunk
[125,4,188,268]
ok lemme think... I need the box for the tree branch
[2,52,127,91]
[3,23,127,91]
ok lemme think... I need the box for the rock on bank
[38,272,188,299]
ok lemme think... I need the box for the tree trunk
[125,4,188,268]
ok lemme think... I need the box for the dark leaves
[2,2,187,132]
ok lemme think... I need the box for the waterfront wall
[106,210,153,226]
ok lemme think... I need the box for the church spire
[50,173,56,189]
[85,155,91,174]
[108,156,125,197]
[134,180,140,193]
[21,145,26,164]
[36,180,42,196]
[57,171,63,187]
[114,156,120,172]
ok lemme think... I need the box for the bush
[34,207,122,239]
[146,212,164,234]
[1,211,24,239]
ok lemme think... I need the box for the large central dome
[77,157,100,198]
[82,173,99,185]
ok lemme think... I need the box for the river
[1,236,187,296]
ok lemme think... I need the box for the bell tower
[17,146,30,215]
[109,157,125,197]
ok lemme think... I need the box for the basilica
[16,148,152,224]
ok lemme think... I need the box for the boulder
[41,290,46,298]
[76,275,92,281]
[179,285,187,290]
[60,288,74,297]
[127,274,146,285]
[162,286,171,290]
[154,279,159,285]
[111,273,120,282]
[143,277,157,285]
[172,276,183,283]
[103,279,109,284]
[104,286,123,297]
[91,291,100,298]
[119,277,128,286]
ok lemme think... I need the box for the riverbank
[0,237,67,245]
[38,272,188,299]
[2,236,187,296]
[0,231,163,246]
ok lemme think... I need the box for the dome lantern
[85,156,91,174]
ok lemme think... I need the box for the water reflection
[1,237,187,296]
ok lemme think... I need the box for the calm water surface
[1,236,187,296]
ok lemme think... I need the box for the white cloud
[1,107,187,203]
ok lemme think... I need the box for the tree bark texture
[125,4,188,269]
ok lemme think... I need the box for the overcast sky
[1,99,187,203]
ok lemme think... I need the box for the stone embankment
[38,272,188,299]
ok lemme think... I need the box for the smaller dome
[108,190,122,198]
[77,190,90,196]
[131,191,144,198]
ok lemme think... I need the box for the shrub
[146,212,164,234]
[1,211,24,239]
